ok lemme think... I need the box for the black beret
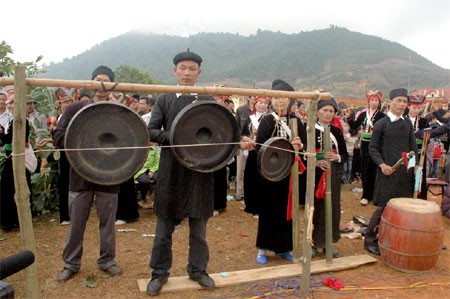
[271,79,294,92]
[78,89,93,100]
[173,50,202,66]
[389,88,408,100]
[337,102,348,109]
[317,98,338,112]
[91,65,115,82]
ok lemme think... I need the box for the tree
[114,64,158,85]
[0,40,43,77]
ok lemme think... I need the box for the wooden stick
[391,151,415,172]
[0,77,332,100]
[12,66,40,298]
[323,125,333,264]
[289,118,300,261]
[301,91,320,294]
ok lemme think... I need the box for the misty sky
[3,0,450,70]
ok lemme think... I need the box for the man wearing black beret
[54,65,123,282]
[365,88,418,255]
[146,50,216,296]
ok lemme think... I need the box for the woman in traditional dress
[404,95,429,199]
[346,90,385,205]
[312,98,348,257]
[253,80,306,264]
[240,96,269,217]
[0,93,32,231]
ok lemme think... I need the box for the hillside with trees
[41,26,449,97]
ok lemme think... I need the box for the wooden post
[12,65,40,298]
[323,125,333,263]
[301,91,319,294]
[289,118,300,261]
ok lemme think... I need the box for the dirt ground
[1,184,449,299]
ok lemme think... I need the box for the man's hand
[317,159,331,171]
[324,151,340,162]
[240,136,255,150]
[291,136,303,152]
[379,163,393,176]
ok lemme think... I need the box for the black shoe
[146,274,169,296]
[57,268,76,282]
[1,224,19,232]
[353,215,370,226]
[365,244,381,256]
[189,272,215,289]
[357,227,367,236]
[323,248,340,258]
[339,227,354,233]
[103,264,122,276]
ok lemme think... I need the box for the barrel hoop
[379,243,441,257]
[380,216,444,233]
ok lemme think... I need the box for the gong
[64,102,149,185]
[257,137,295,181]
[170,100,240,172]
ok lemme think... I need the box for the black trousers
[361,140,377,201]
[58,152,70,222]
[150,216,209,277]
[214,167,227,211]
[116,177,139,221]
[364,205,385,247]
[136,172,156,200]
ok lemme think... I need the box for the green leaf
[82,275,97,288]
[53,151,61,160]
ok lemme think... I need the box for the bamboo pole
[301,91,319,294]
[323,125,333,264]
[289,118,300,261]
[0,77,332,100]
[12,66,40,298]
[414,132,430,198]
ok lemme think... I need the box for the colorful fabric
[54,87,77,103]
[365,89,383,101]
[315,171,331,199]
[322,277,345,290]
[287,157,307,220]
[408,94,426,106]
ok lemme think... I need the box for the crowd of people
[1,50,449,297]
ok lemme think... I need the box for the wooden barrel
[379,197,444,272]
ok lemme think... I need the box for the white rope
[9,142,318,158]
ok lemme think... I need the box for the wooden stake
[289,118,300,261]
[301,91,319,294]
[323,125,333,264]
[12,66,40,298]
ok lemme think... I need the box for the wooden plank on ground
[137,254,377,293]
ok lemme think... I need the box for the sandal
[256,254,267,264]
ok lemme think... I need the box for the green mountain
[41,26,449,98]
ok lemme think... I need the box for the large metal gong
[257,137,295,181]
[64,102,149,185]
[170,101,240,172]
